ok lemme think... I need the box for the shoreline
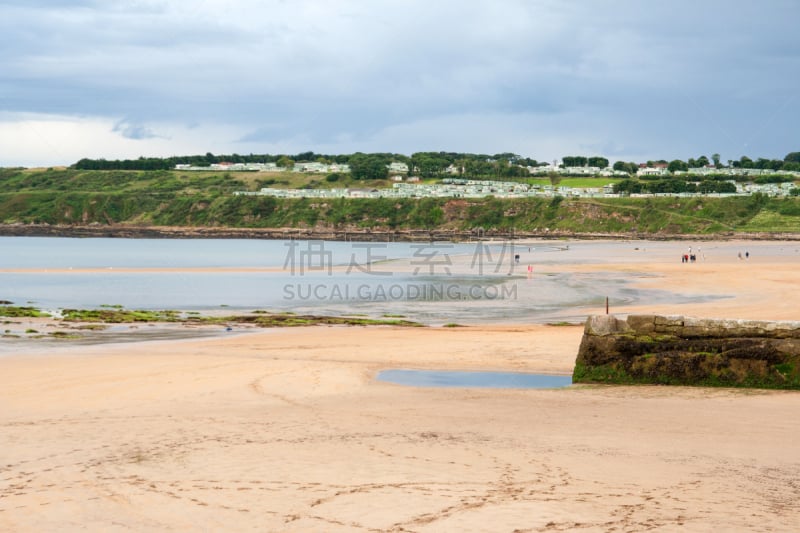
[3,222,800,241]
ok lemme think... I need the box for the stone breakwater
[573,315,800,389]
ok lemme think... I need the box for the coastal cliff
[573,315,800,389]
[0,223,773,241]
[1,167,800,238]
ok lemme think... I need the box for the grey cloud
[112,120,159,140]
[237,124,293,144]
[1,0,799,164]
[0,0,97,6]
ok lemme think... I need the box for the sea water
[0,237,732,324]
[376,369,572,389]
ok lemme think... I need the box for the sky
[1,0,798,167]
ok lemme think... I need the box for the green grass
[203,313,424,328]
[48,331,81,339]
[51,307,424,328]
[0,306,50,318]
[739,210,800,232]
[74,324,110,331]
[61,309,181,323]
[1,168,798,235]
[573,357,800,390]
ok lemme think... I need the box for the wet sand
[1,240,799,531]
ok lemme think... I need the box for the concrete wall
[573,315,800,389]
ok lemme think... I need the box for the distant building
[236,176,797,200]
[637,166,669,177]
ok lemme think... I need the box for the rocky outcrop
[574,315,800,389]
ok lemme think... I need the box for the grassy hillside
[1,168,798,235]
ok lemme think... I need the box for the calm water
[376,369,572,389]
[1,237,462,269]
[0,236,731,324]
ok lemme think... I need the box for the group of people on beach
[681,246,751,263]
[681,246,701,263]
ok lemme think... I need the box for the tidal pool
[376,369,572,389]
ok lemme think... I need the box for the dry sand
[2,241,799,531]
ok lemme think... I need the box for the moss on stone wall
[573,315,800,389]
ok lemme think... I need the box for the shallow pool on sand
[376,369,572,389]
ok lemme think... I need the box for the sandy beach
[2,240,799,531]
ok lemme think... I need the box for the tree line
[561,156,610,168]
[72,151,544,180]
[342,152,543,180]
[613,152,800,174]
[614,179,737,195]
[73,152,353,171]
[72,151,800,177]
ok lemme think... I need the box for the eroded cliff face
[574,315,800,389]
